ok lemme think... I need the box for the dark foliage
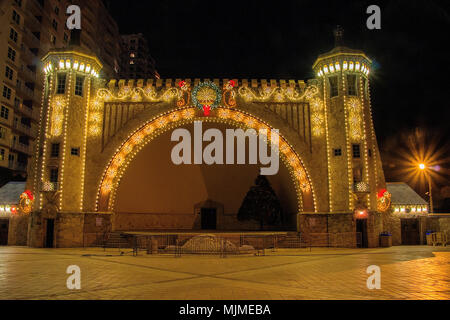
[238,175,283,229]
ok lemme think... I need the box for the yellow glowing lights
[419,163,426,170]
[343,61,348,70]
[393,206,428,214]
[349,61,354,71]
[317,60,370,78]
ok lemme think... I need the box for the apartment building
[0,0,120,181]
[120,33,159,80]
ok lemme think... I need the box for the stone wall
[427,216,450,237]
[8,215,28,246]
[383,213,401,246]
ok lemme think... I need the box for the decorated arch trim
[95,107,317,213]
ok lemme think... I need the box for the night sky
[108,0,450,193]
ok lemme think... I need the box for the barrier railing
[84,232,364,257]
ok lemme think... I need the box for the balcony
[16,83,35,101]
[22,29,40,49]
[19,65,37,82]
[16,103,40,122]
[12,121,37,139]
[11,141,31,155]
[9,161,28,172]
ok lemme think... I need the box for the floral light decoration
[347,97,363,141]
[192,81,222,116]
[177,81,191,107]
[377,189,392,212]
[222,80,237,108]
[310,98,325,137]
[19,190,34,214]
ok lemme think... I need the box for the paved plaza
[0,246,449,300]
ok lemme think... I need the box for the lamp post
[419,163,433,214]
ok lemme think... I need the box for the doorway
[356,219,368,248]
[45,219,55,248]
[401,219,420,245]
[201,208,217,230]
[0,220,9,246]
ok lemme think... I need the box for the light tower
[27,36,103,247]
[312,27,384,215]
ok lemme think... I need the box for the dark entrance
[201,208,217,230]
[401,219,420,245]
[0,219,9,246]
[356,219,368,248]
[45,219,55,248]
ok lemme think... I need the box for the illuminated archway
[95,107,317,213]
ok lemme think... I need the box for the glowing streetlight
[418,163,433,214]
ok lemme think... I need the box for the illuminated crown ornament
[192,81,222,116]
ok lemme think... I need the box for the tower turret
[34,45,103,214]
[312,28,384,216]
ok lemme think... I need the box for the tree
[238,175,283,230]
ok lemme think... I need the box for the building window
[329,76,338,97]
[9,28,18,42]
[368,149,372,157]
[347,75,357,96]
[63,33,68,43]
[56,73,66,94]
[0,149,5,161]
[51,143,60,158]
[54,6,59,15]
[352,144,361,159]
[5,66,14,80]
[353,167,363,183]
[12,10,21,24]
[50,34,56,45]
[334,148,342,157]
[0,127,6,139]
[7,47,16,62]
[50,168,59,183]
[1,106,9,120]
[2,86,12,100]
[14,0,22,7]
[71,148,80,156]
[75,76,84,96]
[52,19,58,31]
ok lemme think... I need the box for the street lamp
[419,163,433,214]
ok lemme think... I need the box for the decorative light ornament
[73,61,79,70]
[86,64,91,73]
[377,189,392,212]
[19,190,34,214]
[79,63,85,72]
[191,81,222,116]
[59,60,65,69]
[65,59,71,69]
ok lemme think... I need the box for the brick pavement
[0,246,449,300]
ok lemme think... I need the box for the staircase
[277,233,309,248]
[103,232,131,248]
